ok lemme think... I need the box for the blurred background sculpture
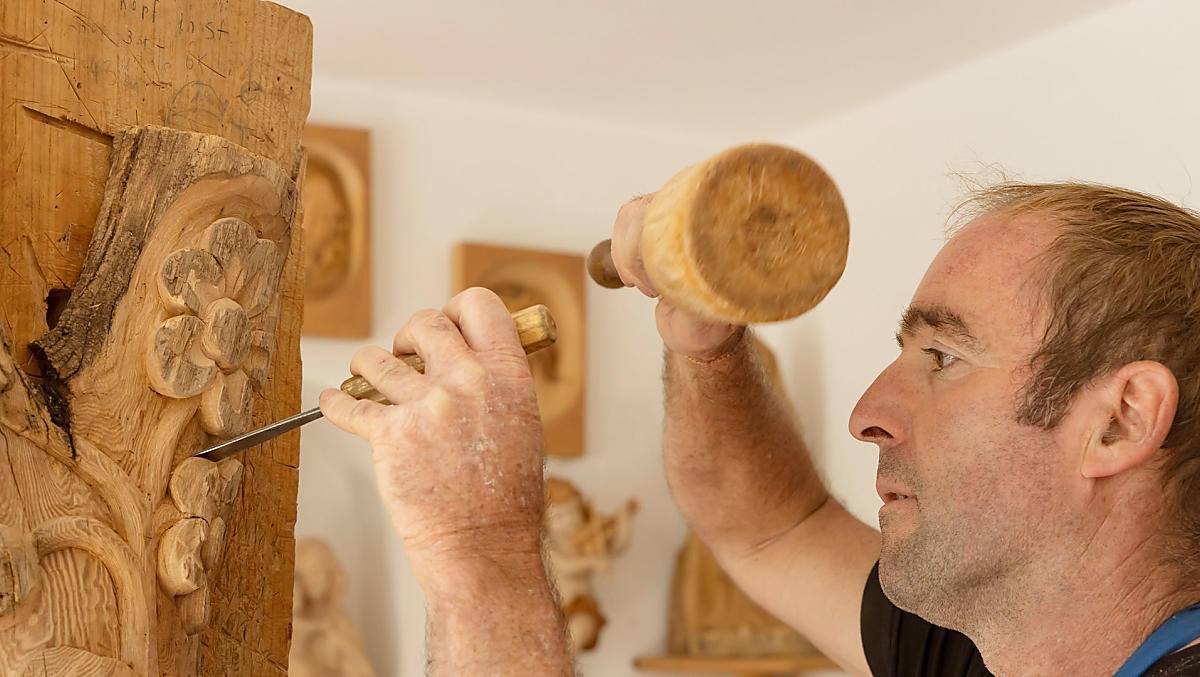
[543,477,637,653]
[290,539,376,677]
[454,243,585,457]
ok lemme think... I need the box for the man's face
[849,211,1089,626]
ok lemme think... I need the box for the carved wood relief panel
[300,125,372,339]
[453,243,586,458]
[0,126,298,676]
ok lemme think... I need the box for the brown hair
[958,182,1200,568]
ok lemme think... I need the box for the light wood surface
[290,539,376,677]
[301,124,372,338]
[1,1,310,672]
[589,144,848,324]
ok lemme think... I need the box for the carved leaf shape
[146,315,217,399]
[158,518,207,596]
[158,248,224,315]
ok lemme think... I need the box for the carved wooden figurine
[543,477,637,652]
[0,125,298,675]
[289,539,376,677]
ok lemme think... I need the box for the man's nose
[849,361,908,445]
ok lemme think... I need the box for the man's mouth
[876,478,915,504]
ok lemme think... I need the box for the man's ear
[1081,361,1178,479]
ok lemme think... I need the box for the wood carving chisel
[192,304,556,462]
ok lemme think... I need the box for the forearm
[416,550,575,677]
[663,330,829,554]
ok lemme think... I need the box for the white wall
[296,0,1200,675]
[294,80,741,677]
[771,0,1200,526]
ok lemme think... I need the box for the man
[319,182,1200,676]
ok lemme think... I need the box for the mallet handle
[586,239,625,289]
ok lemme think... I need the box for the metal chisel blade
[194,406,325,462]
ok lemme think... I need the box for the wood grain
[2,2,308,672]
[2,116,305,677]
[638,144,848,324]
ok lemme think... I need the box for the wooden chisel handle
[338,304,557,404]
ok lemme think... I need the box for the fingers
[350,345,421,404]
[611,193,660,298]
[319,387,390,439]
[654,298,740,359]
[443,287,522,355]
[391,308,474,375]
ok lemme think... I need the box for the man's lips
[876,478,915,504]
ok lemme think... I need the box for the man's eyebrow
[894,305,983,351]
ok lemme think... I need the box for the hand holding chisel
[194,302,555,461]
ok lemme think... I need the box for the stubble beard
[877,501,1012,632]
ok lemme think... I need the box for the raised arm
[612,195,881,675]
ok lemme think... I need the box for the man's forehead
[905,211,1057,350]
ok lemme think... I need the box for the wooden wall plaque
[453,243,585,458]
[300,125,372,338]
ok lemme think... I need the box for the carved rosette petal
[244,330,274,390]
[200,298,251,372]
[200,370,254,438]
[158,248,224,315]
[236,239,281,317]
[146,315,218,399]
[204,217,257,287]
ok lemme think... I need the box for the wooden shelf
[634,653,840,677]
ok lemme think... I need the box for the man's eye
[921,348,959,372]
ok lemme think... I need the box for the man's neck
[964,524,1199,676]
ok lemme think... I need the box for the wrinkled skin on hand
[319,288,545,569]
[610,194,742,360]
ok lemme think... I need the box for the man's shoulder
[1144,644,1200,676]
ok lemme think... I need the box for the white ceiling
[280,0,1130,137]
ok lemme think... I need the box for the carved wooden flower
[158,457,243,636]
[145,217,279,437]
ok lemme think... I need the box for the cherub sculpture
[543,476,638,652]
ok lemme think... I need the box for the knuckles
[455,286,504,311]
[408,309,458,337]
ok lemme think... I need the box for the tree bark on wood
[0,1,311,675]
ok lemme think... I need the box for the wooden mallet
[586,144,849,324]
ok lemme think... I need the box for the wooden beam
[0,1,310,674]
